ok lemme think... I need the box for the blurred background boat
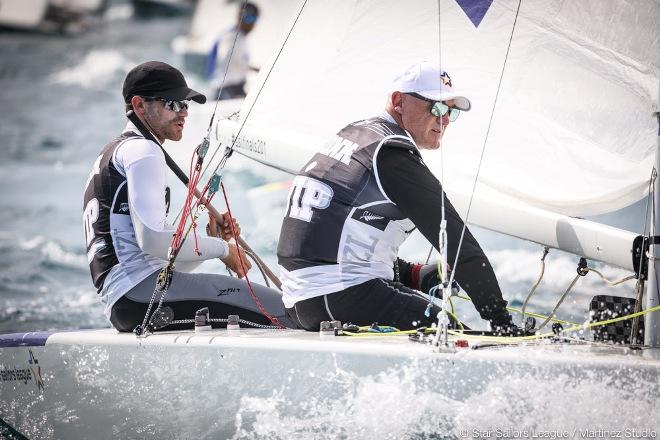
[0,0,107,34]
[132,0,195,19]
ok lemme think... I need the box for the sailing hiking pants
[110,269,297,332]
[286,259,459,331]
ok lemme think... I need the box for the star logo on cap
[440,71,452,87]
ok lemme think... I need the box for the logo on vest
[352,209,389,231]
[119,203,129,213]
[359,211,384,222]
[320,135,359,165]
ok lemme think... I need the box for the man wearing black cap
[83,61,294,332]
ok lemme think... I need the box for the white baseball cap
[391,61,471,111]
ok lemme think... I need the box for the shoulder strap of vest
[121,131,141,140]
[381,135,420,158]
[369,118,421,157]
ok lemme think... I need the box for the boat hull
[1,329,659,439]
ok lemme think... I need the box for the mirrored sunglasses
[406,92,460,122]
[143,97,189,113]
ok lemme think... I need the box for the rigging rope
[447,0,523,288]
[174,0,308,223]
[429,0,522,344]
[453,294,580,327]
[206,0,250,133]
[171,145,205,255]
[650,168,660,304]
[519,256,636,332]
[168,0,249,229]
[535,273,580,332]
[220,181,282,327]
[585,268,635,286]
[632,171,655,340]
[433,0,454,347]
[521,246,549,323]
[452,304,660,344]
[200,0,309,183]
[428,0,649,345]
[450,250,639,335]
[335,304,660,343]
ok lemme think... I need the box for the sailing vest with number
[277,117,419,308]
[83,130,168,296]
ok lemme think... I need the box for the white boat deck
[2,328,660,438]
[43,327,660,366]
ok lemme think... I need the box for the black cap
[122,61,206,104]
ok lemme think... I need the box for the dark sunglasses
[142,97,189,113]
[406,92,460,122]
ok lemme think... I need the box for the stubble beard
[144,104,182,142]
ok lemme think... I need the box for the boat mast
[645,110,660,348]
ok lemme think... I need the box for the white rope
[520,246,549,323]
[447,0,523,286]
[585,267,635,286]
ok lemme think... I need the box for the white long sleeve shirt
[96,122,228,317]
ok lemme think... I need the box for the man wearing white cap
[277,61,523,335]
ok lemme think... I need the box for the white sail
[216,0,659,269]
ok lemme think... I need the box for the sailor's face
[401,95,453,150]
[143,99,188,142]
[239,21,255,34]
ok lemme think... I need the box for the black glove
[489,315,535,337]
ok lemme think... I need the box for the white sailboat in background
[1,1,659,438]
[0,0,107,33]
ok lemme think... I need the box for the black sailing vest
[83,131,170,292]
[277,117,419,307]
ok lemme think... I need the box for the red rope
[171,148,203,254]
[169,146,283,328]
[188,152,202,254]
[220,182,284,328]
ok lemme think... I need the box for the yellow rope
[506,307,578,326]
[447,304,660,343]
[338,305,660,342]
[454,294,578,326]
[563,304,660,333]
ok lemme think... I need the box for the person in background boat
[207,2,259,100]
[278,61,526,335]
[83,61,295,332]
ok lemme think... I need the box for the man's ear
[392,91,403,114]
[130,95,145,116]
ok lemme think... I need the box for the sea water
[0,5,194,332]
[0,3,646,335]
